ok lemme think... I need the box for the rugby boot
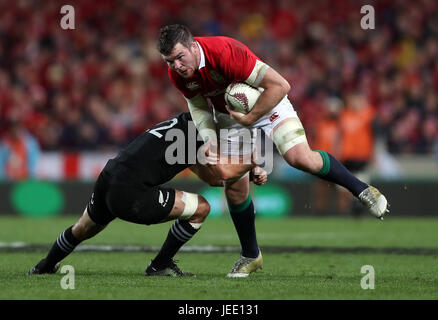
[227,250,263,278]
[27,259,60,275]
[145,259,196,277]
[358,186,389,220]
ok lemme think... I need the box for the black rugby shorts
[87,171,176,225]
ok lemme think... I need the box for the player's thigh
[86,171,117,226]
[270,117,308,156]
[106,184,176,225]
[269,117,321,171]
[255,97,307,157]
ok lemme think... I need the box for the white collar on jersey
[196,41,206,69]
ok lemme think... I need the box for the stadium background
[0,0,437,218]
[1,0,438,302]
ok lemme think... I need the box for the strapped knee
[272,118,307,155]
[179,192,199,220]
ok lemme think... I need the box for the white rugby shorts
[214,95,306,156]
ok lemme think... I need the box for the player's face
[162,42,198,78]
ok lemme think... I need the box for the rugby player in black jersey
[28,113,266,277]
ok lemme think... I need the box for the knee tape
[179,192,199,220]
[272,118,307,155]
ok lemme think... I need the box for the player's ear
[190,41,197,51]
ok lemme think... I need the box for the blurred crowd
[0,0,437,155]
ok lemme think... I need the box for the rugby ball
[225,82,261,114]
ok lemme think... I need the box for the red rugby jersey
[168,36,261,114]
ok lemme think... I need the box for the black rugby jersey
[103,113,204,186]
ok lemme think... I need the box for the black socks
[228,195,259,258]
[40,226,81,271]
[152,220,200,268]
[316,150,368,197]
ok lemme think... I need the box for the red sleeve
[168,68,198,99]
[212,37,259,82]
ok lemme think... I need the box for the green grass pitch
[0,215,437,300]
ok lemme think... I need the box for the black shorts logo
[158,190,170,207]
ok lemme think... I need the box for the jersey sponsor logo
[270,112,279,123]
[186,81,200,90]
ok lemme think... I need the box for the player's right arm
[226,63,291,127]
[208,159,255,182]
[190,162,267,187]
[191,162,268,187]
[194,142,263,183]
[240,67,291,126]
[214,37,290,126]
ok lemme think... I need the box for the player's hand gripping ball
[225,82,261,115]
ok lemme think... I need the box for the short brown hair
[157,24,194,56]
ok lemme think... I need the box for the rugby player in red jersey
[158,24,389,277]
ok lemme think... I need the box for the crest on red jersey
[209,70,226,85]
[186,82,200,90]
